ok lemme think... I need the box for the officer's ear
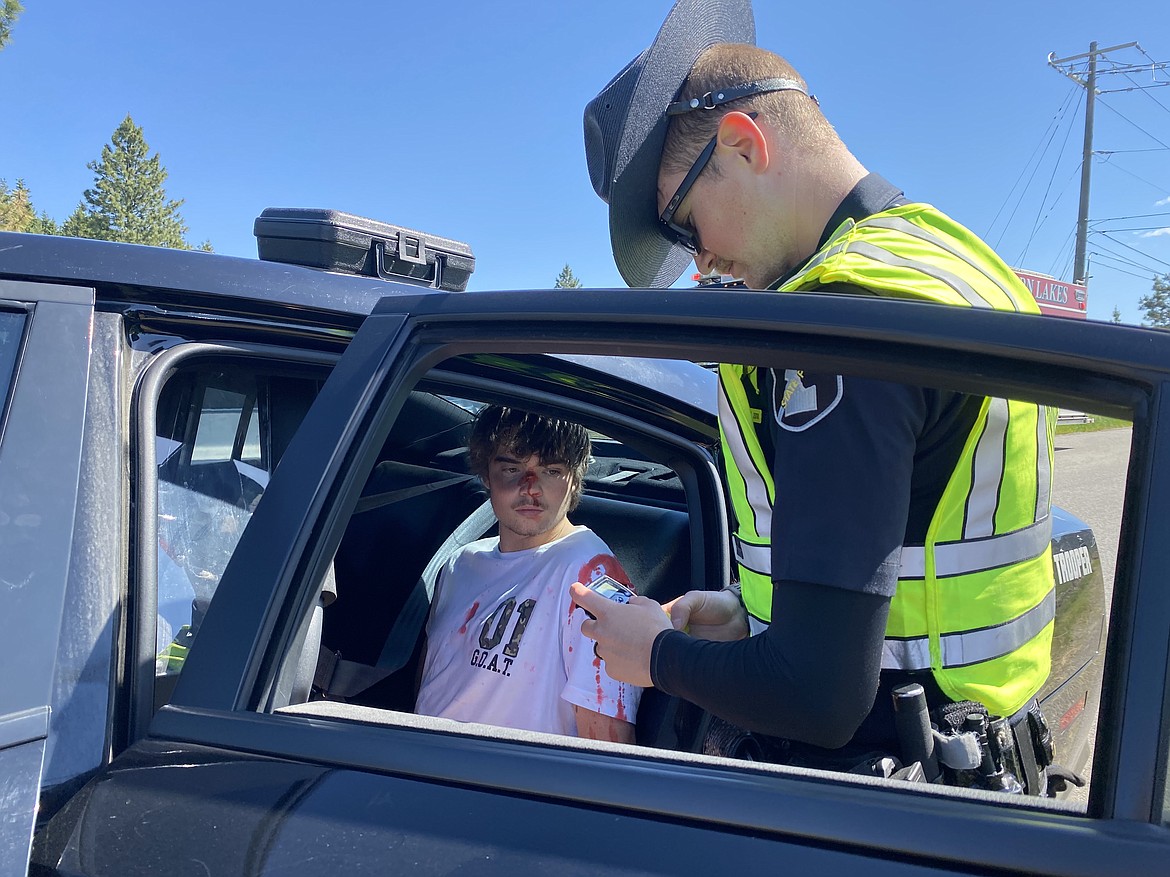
[716,111,770,175]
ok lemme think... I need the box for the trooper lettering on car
[1053,545,1094,586]
[773,368,844,432]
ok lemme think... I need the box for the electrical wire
[1090,225,1170,233]
[1091,211,1170,223]
[1093,232,1170,270]
[1045,225,1079,277]
[1095,157,1168,195]
[985,86,1081,249]
[1089,252,1159,280]
[1014,136,1080,268]
[1093,94,1170,150]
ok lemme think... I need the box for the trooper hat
[583,0,756,288]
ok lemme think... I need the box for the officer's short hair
[662,43,836,177]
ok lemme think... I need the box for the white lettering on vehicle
[1052,545,1093,585]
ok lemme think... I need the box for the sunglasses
[659,112,758,255]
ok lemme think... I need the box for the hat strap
[666,77,811,116]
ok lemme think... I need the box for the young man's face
[485,450,577,552]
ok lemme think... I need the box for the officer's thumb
[664,592,695,631]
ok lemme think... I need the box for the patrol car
[1,213,1159,876]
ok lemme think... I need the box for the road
[1052,427,1130,616]
[1050,426,1131,807]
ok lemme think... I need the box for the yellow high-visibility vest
[721,203,1055,716]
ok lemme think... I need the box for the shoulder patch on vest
[772,369,843,432]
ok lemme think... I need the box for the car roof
[0,231,431,320]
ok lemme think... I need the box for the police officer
[570,0,1058,791]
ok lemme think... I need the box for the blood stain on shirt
[577,554,632,590]
[459,601,480,635]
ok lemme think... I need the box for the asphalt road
[1050,426,1131,807]
[1052,426,1130,615]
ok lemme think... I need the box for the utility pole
[1047,42,1138,287]
[1073,43,1096,286]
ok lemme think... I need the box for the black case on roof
[254,208,475,292]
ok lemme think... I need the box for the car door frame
[134,288,1170,872]
[0,280,95,876]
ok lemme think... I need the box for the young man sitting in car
[414,405,640,742]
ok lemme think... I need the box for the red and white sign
[1013,269,1088,319]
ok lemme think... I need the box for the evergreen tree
[1,179,60,234]
[75,115,192,248]
[1111,307,1122,324]
[61,203,101,239]
[1138,273,1170,329]
[554,263,582,288]
[0,0,23,51]
[0,179,34,231]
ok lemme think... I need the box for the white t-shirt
[415,525,641,736]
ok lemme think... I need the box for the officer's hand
[570,582,669,688]
[663,589,750,641]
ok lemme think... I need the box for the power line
[1095,156,1170,194]
[1093,225,1170,233]
[1091,212,1170,223]
[1096,147,1169,154]
[1089,254,1158,281]
[1093,94,1170,150]
[1015,135,1082,267]
[986,86,1080,249]
[1045,225,1078,278]
[1048,41,1170,284]
[1094,231,1170,270]
[1090,245,1163,276]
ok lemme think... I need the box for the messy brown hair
[468,405,591,510]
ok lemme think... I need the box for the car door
[0,281,94,877]
[37,287,1170,875]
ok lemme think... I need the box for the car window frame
[154,289,1170,871]
[0,279,95,872]
[128,341,339,743]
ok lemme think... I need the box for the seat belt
[353,474,472,514]
[315,499,497,699]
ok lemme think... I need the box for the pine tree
[1,179,60,234]
[75,115,192,248]
[1111,307,1122,324]
[554,264,582,288]
[1138,273,1170,329]
[61,203,101,239]
[0,0,23,51]
[0,179,34,231]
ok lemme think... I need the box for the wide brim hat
[584,0,756,288]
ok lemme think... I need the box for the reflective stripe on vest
[719,202,1055,715]
[899,518,1052,580]
[882,587,1056,671]
[719,362,778,621]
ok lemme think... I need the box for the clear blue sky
[3,1,1166,322]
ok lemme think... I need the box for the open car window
[251,350,1120,810]
[153,292,1170,873]
[145,353,328,711]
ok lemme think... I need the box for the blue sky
[2,1,1166,322]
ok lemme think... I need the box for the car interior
[145,342,1113,809]
[150,350,726,752]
